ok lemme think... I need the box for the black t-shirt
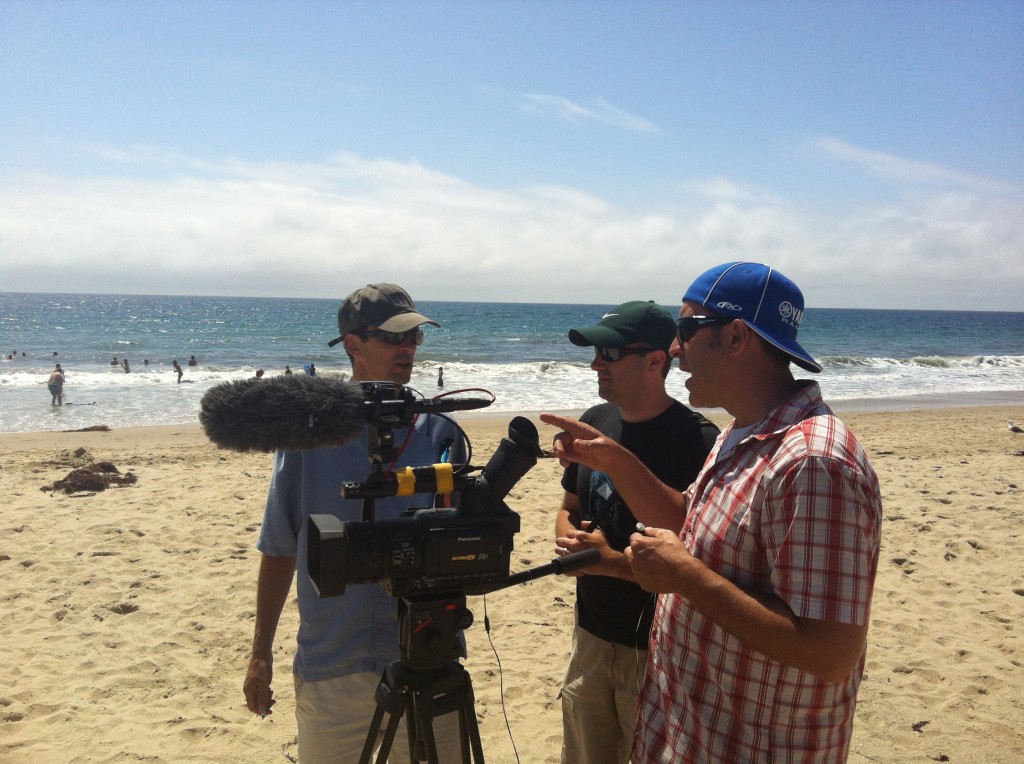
[561,401,718,648]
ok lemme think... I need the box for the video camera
[307,382,542,599]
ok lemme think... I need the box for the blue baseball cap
[683,262,821,373]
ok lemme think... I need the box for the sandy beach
[2,405,1023,763]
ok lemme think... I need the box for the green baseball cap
[568,300,676,351]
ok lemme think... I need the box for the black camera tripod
[360,594,484,764]
[357,550,602,763]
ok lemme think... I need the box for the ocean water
[2,292,1023,433]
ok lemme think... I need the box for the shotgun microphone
[199,376,494,453]
[199,375,367,453]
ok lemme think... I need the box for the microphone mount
[355,382,494,522]
[358,381,493,427]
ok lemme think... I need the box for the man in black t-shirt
[554,301,718,764]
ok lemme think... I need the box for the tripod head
[395,548,599,669]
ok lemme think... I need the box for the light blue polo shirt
[258,412,465,682]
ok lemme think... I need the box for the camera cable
[481,595,522,763]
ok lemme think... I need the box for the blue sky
[2,0,1022,309]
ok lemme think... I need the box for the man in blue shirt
[243,284,466,762]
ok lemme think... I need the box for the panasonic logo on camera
[457,535,483,542]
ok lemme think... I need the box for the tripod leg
[359,703,386,764]
[457,677,485,763]
[411,699,440,764]
[407,672,484,764]
[404,693,431,764]
[360,670,411,764]
[376,699,407,763]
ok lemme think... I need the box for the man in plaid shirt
[542,262,882,763]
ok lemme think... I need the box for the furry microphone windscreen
[199,375,367,453]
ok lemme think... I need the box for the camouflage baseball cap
[327,283,439,347]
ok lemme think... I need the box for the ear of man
[721,318,752,358]
[342,333,363,368]
[644,347,672,379]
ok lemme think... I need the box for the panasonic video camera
[307,383,542,600]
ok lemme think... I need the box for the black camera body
[309,490,520,599]
[308,411,541,600]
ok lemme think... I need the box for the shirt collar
[722,380,825,447]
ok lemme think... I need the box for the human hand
[625,525,693,593]
[540,413,627,472]
[554,524,611,577]
[243,656,277,718]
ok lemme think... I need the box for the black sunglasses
[357,328,424,346]
[594,346,654,362]
[675,316,734,343]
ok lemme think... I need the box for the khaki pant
[560,624,648,764]
[294,671,462,763]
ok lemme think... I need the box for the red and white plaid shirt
[635,381,882,763]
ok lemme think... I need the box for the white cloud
[518,93,663,134]
[688,176,763,203]
[2,147,1022,310]
[814,137,1019,192]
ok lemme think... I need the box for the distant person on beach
[188,355,198,367]
[552,301,718,764]
[253,369,264,380]
[283,365,292,375]
[111,357,119,366]
[543,262,882,763]
[172,360,183,383]
[303,363,316,376]
[244,283,466,761]
[122,359,130,373]
[47,365,65,406]
[437,366,444,388]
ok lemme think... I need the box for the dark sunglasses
[675,316,734,343]
[594,346,653,362]
[357,328,424,346]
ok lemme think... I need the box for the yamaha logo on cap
[779,301,803,329]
